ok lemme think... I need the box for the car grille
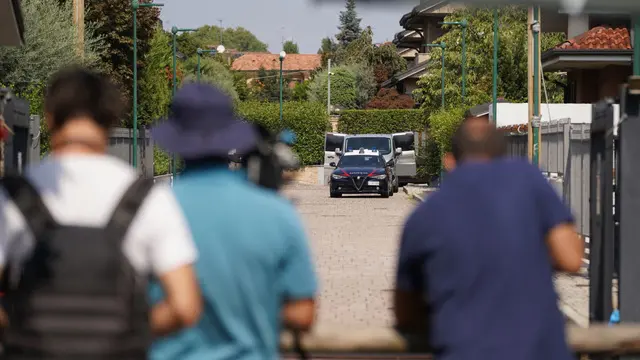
[352,176,367,190]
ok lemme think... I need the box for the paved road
[284,184,416,327]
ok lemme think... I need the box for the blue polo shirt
[397,158,574,360]
[149,167,317,360]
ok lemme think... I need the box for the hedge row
[236,101,330,166]
[337,109,427,134]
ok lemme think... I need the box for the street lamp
[440,20,467,103]
[425,42,446,109]
[131,0,163,170]
[492,9,499,123]
[327,58,332,115]
[171,26,196,178]
[196,45,226,81]
[279,50,286,123]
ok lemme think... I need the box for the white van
[324,132,417,189]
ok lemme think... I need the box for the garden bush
[337,109,426,134]
[236,101,330,166]
[429,105,466,155]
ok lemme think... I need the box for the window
[325,134,344,152]
[345,137,391,154]
[393,133,415,151]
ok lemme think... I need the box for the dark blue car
[329,149,392,198]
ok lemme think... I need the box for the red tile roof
[231,53,322,72]
[555,26,631,50]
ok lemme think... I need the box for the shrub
[429,105,467,155]
[365,88,415,109]
[236,101,330,166]
[337,109,427,134]
[308,66,357,109]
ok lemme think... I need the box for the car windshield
[338,155,383,168]
[345,137,391,154]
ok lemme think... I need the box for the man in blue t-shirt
[149,84,317,360]
[395,120,583,360]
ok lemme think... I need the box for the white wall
[491,103,620,133]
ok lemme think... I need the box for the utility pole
[218,19,223,45]
[72,0,85,57]
[527,7,541,164]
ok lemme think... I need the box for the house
[231,53,322,86]
[381,0,464,97]
[541,14,634,103]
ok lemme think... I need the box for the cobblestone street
[284,184,415,327]
[284,183,591,329]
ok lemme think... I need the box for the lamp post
[132,0,163,170]
[634,18,640,75]
[440,20,467,103]
[197,45,226,81]
[492,9,499,123]
[171,26,196,178]
[279,50,286,123]
[327,58,332,115]
[425,42,446,109]
[531,8,540,166]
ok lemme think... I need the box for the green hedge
[236,101,330,166]
[429,106,466,155]
[337,109,427,134]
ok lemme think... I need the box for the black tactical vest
[0,175,154,359]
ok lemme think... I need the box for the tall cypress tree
[335,0,362,47]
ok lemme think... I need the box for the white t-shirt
[0,154,197,276]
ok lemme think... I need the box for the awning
[0,0,25,46]
[542,49,632,71]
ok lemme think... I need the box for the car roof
[345,134,391,139]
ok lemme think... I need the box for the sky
[159,0,418,54]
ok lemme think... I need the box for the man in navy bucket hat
[149,83,318,360]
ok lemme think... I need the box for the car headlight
[371,174,386,180]
[331,174,348,180]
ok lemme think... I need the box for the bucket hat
[151,83,258,159]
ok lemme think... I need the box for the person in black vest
[0,66,202,359]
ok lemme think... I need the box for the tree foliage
[414,6,566,113]
[0,0,103,91]
[283,41,300,54]
[176,26,268,57]
[318,37,339,67]
[139,26,172,126]
[336,0,362,47]
[308,63,376,110]
[366,88,415,109]
[334,27,406,85]
[249,67,292,102]
[85,0,160,119]
[181,56,238,102]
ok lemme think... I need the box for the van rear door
[324,133,346,166]
[392,132,416,179]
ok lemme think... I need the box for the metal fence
[107,127,154,178]
[504,119,591,239]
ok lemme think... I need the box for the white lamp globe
[216,45,225,53]
[279,51,286,59]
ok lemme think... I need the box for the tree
[139,26,172,126]
[334,27,406,85]
[249,67,291,102]
[176,26,268,57]
[366,88,415,109]
[336,0,362,47]
[317,37,338,67]
[85,0,160,120]
[292,81,310,101]
[283,40,300,54]
[181,56,239,102]
[414,6,566,113]
[308,66,357,109]
[0,0,103,90]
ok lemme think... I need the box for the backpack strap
[0,174,55,239]
[105,178,155,244]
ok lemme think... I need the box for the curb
[403,186,424,202]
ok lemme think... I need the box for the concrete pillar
[568,14,589,39]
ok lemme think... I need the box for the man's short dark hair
[451,120,506,162]
[45,66,123,131]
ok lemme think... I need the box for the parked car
[324,132,417,191]
[329,148,392,198]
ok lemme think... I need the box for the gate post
[618,77,640,335]
[589,99,615,325]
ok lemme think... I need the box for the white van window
[345,137,391,154]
